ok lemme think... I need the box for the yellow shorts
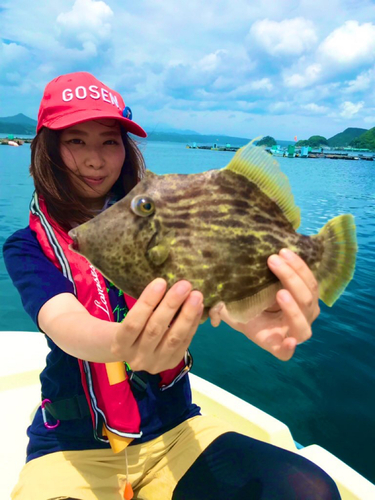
[11,415,233,500]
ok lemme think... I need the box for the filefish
[69,143,357,323]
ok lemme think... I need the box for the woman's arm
[39,279,204,372]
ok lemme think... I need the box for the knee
[289,458,341,499]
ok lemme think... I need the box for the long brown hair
[30,126,146,230]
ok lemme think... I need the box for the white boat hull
[0,331,374,499]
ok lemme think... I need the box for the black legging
[173,432,341,500]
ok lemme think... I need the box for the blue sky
[1,0,375,140]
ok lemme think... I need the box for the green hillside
[0,113,37,135]
[349,127,375,150]
[328,127,368,147]
[256,136,277,147]
[295,135,328,148]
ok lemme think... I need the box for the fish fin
[146,230,175,266]
[223,282,282,323]
[223,142,301,230]
[313,214,357,306]
[147,242,171,266]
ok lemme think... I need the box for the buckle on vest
[41,399,61,430]
[128,371,148,392]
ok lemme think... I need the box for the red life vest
[29,192,190,452]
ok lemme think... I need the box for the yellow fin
[313,214,357,306]
[224,282,282,323]
[147,241,171,266]
[223,142,301,229]
[146,230,175,266]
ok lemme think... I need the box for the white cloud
[319,21,375,65]
[56,0,113,49]
[301,103,329,114]
[0,41,29,62]
[163,49,255,101]
[197,50,229,72]
[0,42,31,85]
[284,64,322,88]
[339,101,364,118]
[249,17,318,56]
[268,101,293,114]
[228,79,273,99]
[250,78,273,91]
[2,0,375,138]
[344,69,374,93]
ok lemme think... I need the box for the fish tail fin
[314,214,357,306]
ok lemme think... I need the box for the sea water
[0,141,374,483]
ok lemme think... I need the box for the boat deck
[1,331,374,499]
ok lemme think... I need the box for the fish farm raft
[186,143,375,161]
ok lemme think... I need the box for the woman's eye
[130,195,155,217]
[104,140,119,145]
[67,139,84,145]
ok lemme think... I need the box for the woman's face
[59,119,126,210]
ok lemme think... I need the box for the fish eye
[130,195,155,217]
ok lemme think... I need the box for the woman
[3,71,340,499]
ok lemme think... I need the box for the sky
[1,0,375,140]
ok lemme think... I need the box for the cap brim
[41,110,147,138]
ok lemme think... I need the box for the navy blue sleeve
[3,226,74,327]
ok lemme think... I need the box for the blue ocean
[0,141,374,483]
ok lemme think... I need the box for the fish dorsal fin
[223,142,301,230]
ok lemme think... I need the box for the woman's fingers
[280,248,320,303]
[156,290,204,356]
[265,288,312,360]
[119,279,203,372]
[118,278,168,345]
[267,332,297,361]
[136,280,193,349]
[268,250,320,324]
[208,302,225,328]
[264,251,318,354]
[276,289,312,344]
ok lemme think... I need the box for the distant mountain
[145,131,296,147]
[145,130,251,146]
[349,127,375,150]
[296,135,329,148]
[0,113,37,134]
[147,125,201,135]
[3,113,360,149]
[0,113,37,125]
[256,136,277,147]
[328,127,368,147]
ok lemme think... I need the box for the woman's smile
[81,175,106,186]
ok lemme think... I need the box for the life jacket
[29,192,191,453]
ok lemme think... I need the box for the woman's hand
[113,279,203,373]
[209,249,320,361]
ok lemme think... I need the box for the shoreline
[0,137,32,146]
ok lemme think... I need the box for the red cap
[37,72,147,137]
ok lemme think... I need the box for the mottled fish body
[69,144,357,322]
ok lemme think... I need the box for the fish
[69,143,358,323]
